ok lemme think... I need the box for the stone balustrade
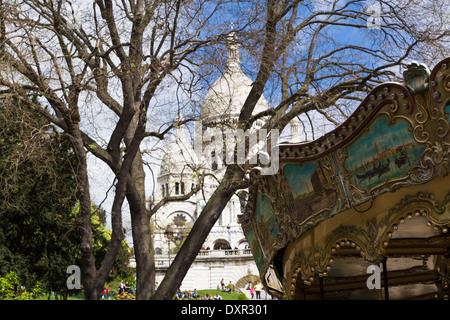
[129,249,253,269]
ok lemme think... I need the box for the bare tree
[0,0,447,301]
[151,0,449,299]
[0,0,251,299]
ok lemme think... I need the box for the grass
[175,289,246,300]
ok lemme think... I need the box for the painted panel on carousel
[243,229,264,270]
[345,117,426,192]
[283,161,338,223]
[255,193,280,245]
[445,104,450,143]
[244,194,280,270]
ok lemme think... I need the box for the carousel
[239,57,450,300]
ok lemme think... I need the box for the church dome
[201,32,268,122]
[160,115,199,175]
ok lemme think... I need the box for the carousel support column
[437,254,447,300]
[319,276,324,300]
[382,257,389,300]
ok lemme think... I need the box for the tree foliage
[0,96,80,297]
[0,271,42,300]
[0,97,132,298]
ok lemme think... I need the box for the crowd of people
[102,278,270,300]
[175,289,224,300]
[173,278,271,300]
[244,280,264,299]
[220,278,236,293]
[174,278,239,300]
[118,280,136,295]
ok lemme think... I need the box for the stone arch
[236,238,249,249]
[213,238,231,250]
[235,274,260,289]
[166,210,195,228]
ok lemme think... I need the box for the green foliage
[0,272,42,300]
[0,97,133,299]
[0,97,79,298]
[237,293,248,300]
[72,202,133,281]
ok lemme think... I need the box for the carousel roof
[241,57,450,300]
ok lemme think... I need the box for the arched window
[165,183,168,195]
[181,182,185,194]
[175,182,179,195]
[162,184,165,197]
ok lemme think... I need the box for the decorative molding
[283,191,450,298]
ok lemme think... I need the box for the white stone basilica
[149,32,271,289]
[146,31,302,290]
[152,30,268,252]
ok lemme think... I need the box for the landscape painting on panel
[255,193,280,249]
[283,162,337,224]
[244,193,280,271]
[346,117,425,190]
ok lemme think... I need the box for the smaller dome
[160,115,199,175]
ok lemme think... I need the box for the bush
[237,293,247,300]
[0,272,42,300]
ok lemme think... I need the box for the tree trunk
[127,150,156,299]
[120,108,156,299]
[69,128,99,300]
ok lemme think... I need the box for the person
[244,282,250,290]
[226,281,234,293]
[220,278,225,290]
[130,282,135,295]
[254,281,263,299]
[214,293,222,300]
[193,289,199,299]
[102,286,109,299]
[118,280,125,294]
[250,286,255,299]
